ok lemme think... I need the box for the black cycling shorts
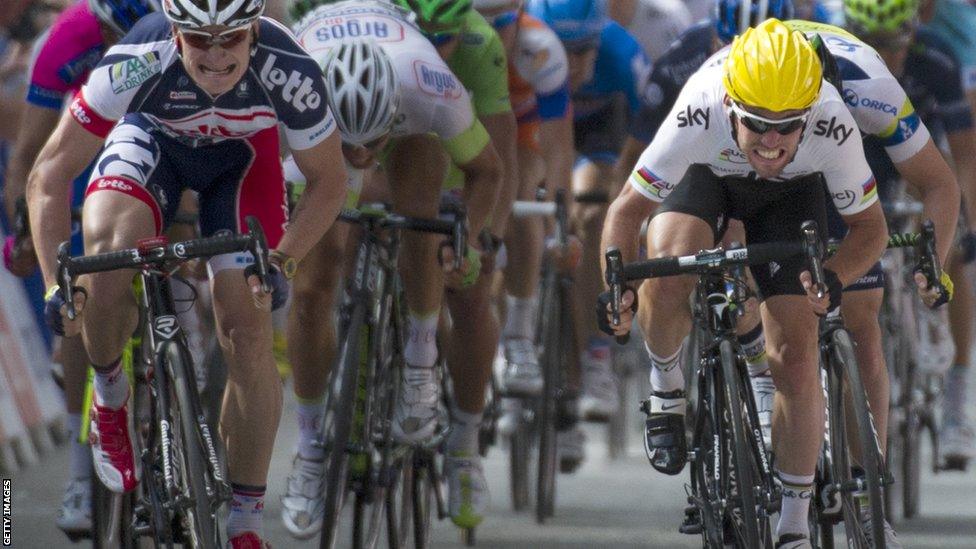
[574,99,628,164]
[826,194,885,292]
[656,163,828,299]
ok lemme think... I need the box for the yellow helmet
[723,18,823,112]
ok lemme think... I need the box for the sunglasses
[179,25,251,50]
[489,10,519,29]
[423,30,457,46]
[729,102,808,135]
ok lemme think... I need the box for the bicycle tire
[167,343,220,548]
[509,414,532,511]
[833,329,887,548]
[900,361,920,519]
[90,474,137,548]
[319,302,368,549]
[691,356,725,548]
[718,340,764,548]
[411,451,436,548]
[535,268,561,523]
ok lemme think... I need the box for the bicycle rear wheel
[319,302,368,549]
[509,410,532,511]
[91,476,137,548]
[167,343,221,548]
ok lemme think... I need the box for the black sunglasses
[730,102,808,135]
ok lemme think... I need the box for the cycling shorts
[573,100,628,164]
[84,113,286,275]
[826,196,885,291]
[656,164,829,299]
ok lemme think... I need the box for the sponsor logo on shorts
[96,178,134,192]
[109,52,161,94]
[813,116,854,145]
[259,53,322,113]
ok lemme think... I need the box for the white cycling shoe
[445,452,489,529]
[501,338,543,397]
[55,478,92,535]
[579,351,620,421]
[280,455,326,539]
[392,365,441,444]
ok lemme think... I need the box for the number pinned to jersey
[109,52,162,94]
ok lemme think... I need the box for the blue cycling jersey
[572,21,651,125]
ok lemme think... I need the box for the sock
[404,312,439,368]
[294,396,326,461]
[227,483,265,539]
[738,323,770,377]
[647,342,685,393]
[503,294,538,342]
[93,358,128,409]
[66,413,92,480]
[776,470,814,538]
[446,404,483,456]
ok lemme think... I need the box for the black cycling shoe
[775,533,811,548]
[641,390,687,475]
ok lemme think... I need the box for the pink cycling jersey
[27,1,105,110]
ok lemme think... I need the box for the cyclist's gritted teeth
[200,63,236,77]
[753,147,785,161]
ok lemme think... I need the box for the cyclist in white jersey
[280,0,502,537]
[608,0,694,61]
[600,19,891,546]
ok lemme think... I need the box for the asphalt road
[9,375,976,549]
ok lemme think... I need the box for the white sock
[227,484,265,539]
[776,470,814,538]
[738,324,770,377]
[647,343,685,393]
[404,312,439,368]
[294,397,326,461]
[503,294,538,342]
[66,413,92,480]
[446,404,483,456]
[93,358,128,409]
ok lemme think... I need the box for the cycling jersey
[292,1,489,165]
[573,21,651,121]
[447,10,512,117]
[629,57,877,216]
[926,0,976,91]
[26,1,104,110]
[506,12,570,148]
[623,0,693,62]
[72,13,335,150]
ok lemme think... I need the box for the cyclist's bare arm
[601,183,657,270]
[482,111,519,238]
[896,137,962,264]
[27,110,105,289]
[279,130,348,263]
[539,114,575,199]
[828,201,890,286]
[3,104,61,221]
[458,141,503,239]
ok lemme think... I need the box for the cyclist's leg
[386,135,451,442]
[944,250,975,459]
[842,285,888,458]
[500,145,545,395]
[201,126,286,541]
[80,115,180,494]
[444,272,496,527]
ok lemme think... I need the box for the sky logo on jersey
[109,52,161,94]
[676,106,710,129]
[415,61,463,99]
[860,177,877,205]
[259,54,323,113]
[813,116,854,145]
[632,167,673,200]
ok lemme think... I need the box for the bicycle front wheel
[319,302,368,549]
[535,269,562,523]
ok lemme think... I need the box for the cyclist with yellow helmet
[600,19,890,547]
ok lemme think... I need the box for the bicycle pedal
[678,508,703,535]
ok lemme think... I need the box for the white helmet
[323,39,400,146]
[162,0,264,28]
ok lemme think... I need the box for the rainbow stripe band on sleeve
[860,176,877,205]
[631,166,672,200]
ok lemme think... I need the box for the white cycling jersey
[625,0,693,61]
[630,57,878,216]
[292,0,486,164]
